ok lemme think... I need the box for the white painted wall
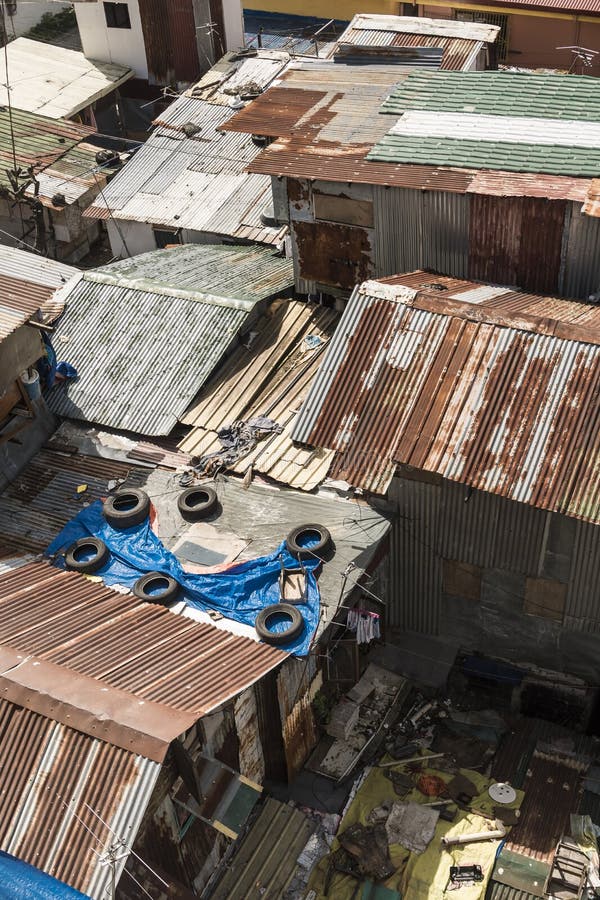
[6,1,71,37]
[222,0,243,51]
[74,0,148,79]
[107,218,155,257]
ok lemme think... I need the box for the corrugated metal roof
[292,276,600,519]
[0,698,160,897]
[381,270,600,326]
[341,13,499,42]
[0,558,286,739]
[389,110,600,149]
[46,244,294,436]
[0,249,76,341]
[380,70,600,120]
[84,92,287,245]
[0,37,132,119]
[179,300,338,490]
[0,246,76,290]
[369,128,600,177]
[210,797,315,898]
[0,106,104,208]
[504,751,586,862]
[186,50,290,105]
[335,14,498,70]
[241,64,593,199]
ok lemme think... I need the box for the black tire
[65,537,109,574]
[255,603,304,646]
[285,524,332,560]
[103,489,150,529]
[177,485,218,519]
[133,572,180,606]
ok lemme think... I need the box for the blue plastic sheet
[46,501,322,656]
[0,852,90,899]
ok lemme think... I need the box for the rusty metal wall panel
[292,220,374,290]
[138,0,200,85]
[373,186,468,279]
[469,195,566,294]
[388,475,442,633]
[233,688,264,784]
[562,202,600,300]
[278,662,320,780]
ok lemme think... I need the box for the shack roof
[0,556,286,762]
[0,696,160,897]
[46,244,294,436]
[84,51,292,243]
[369,71,600,177]
[240,63,598,202]
[425,0,600,14]
[179,299,339,491]
[292,273,600,521]
[335,14,499,70]
[0,247,76,342]
[0,37,133,119]
[0,106,109,210]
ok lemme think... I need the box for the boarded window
[442,559,481,601]
[103,2,131,28]
[314,193,374,228]
[524,577,566,621]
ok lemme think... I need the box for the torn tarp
[46,500,321,656]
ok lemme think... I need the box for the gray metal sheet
[47,245,294,436]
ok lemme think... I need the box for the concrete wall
[223,0,244,50]
[74,0,149,79]
[5,1,71,37]
[389,470,600,684]
[422,3,600,74]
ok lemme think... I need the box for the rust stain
[293,220,373,290]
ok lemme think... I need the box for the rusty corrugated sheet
[138,0,200,85]
[292,278,600,521]
[179,300,338,491]
[505,751,586,862]
[582,178,600,216]
[249,143,591,201]
[0,698,160,896]
[380,269,600,327]
[472,0,600,12]
[0,559,286,720]
[338,32,483,71]
[468,194,566,294]
[221,87,327,136]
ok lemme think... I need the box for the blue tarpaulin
[0,851,90,899]
[46,500,322,656]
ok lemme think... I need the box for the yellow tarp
[308,757,524,900]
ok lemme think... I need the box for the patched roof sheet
[46,244,294,436]
[292,275,600,518]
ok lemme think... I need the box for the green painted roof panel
[380,71,600,120]
[367,134,600,176]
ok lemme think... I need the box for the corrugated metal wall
[373,186,469,278]
[371,189,600,300]
[390,473,600,653]
[565,519,600,632]
[138,0,201,85]
[562,203,600,300]
[388,474,442,632]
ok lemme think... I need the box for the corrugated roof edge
[81,270,260,313]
